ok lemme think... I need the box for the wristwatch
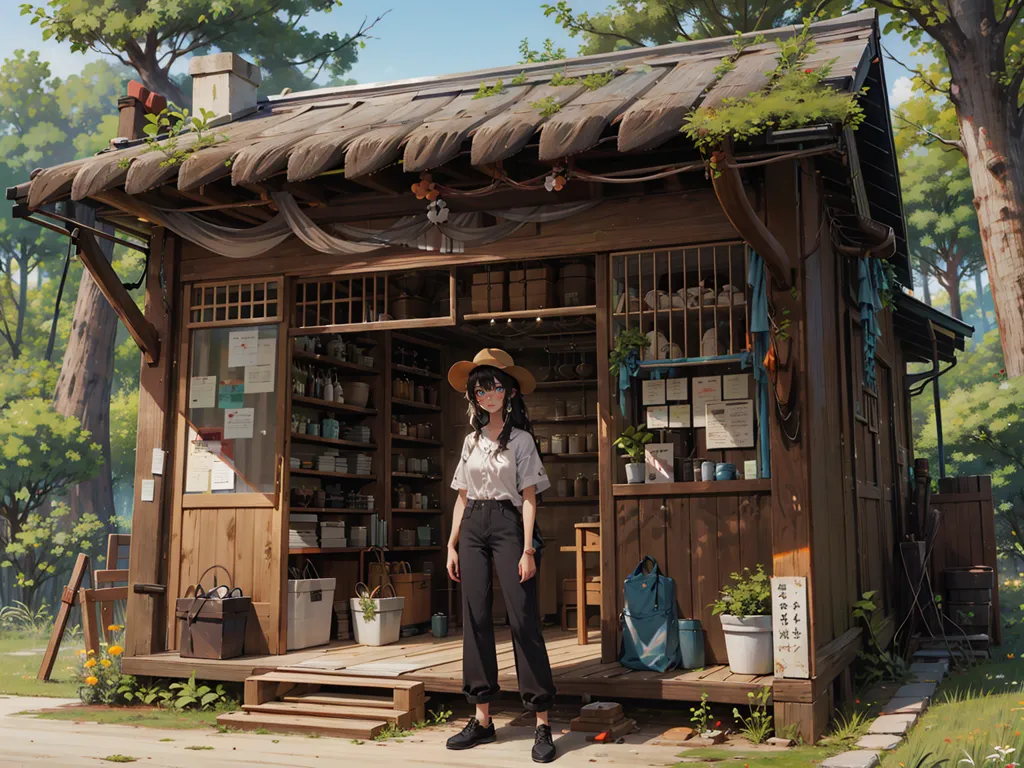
[523,546,537,556]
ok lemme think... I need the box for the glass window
[185,324,279,494]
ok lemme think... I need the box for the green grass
[674,746,841,767]
[0,632,80,698]
[28,705,223,730]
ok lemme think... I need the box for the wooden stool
[561,577,601,631]
[559,522,600,644]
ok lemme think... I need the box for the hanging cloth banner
[747,250,771,480]
[858,257,886,390]
[142,193,601,259]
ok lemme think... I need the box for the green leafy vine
[117,105,229,170]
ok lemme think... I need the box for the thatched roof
[19,11,877,210]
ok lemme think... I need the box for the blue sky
[0,0,920,105]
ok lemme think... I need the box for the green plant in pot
[710,564,773,675]
[609,327,650,377]
[614,424,654,484]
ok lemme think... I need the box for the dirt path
[0,696,688,767]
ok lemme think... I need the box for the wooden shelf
[392,472,443,481]
[291,468,377,481]
[389,546,443,552]
[532,415,594,424]
[390,508,443,514]
[542,452,598,461]
[539,496,599,505]
[290,433,376,450]
[292,395,377,415]
[293,349,379,376]
[612,303,747,319]
[391,434,442,447]
[463,305,597,321]
[392,398,441,412]
[289,547,364,555]
[533,379,598,390]
[392,363,442,380]
[291,334,379,347]
[289,507,376,514]
[613,479,771,497]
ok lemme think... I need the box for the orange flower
[945,738,952,743]
[1008,653,1015,659]
[100,659,112,668]
[84,659,97,669]
[107,645,124,657]
[411,173,436,200]
[85,676,98,686]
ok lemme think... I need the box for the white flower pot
[350,596,405,646]
[720,614,773,674]
[625,462,645,483]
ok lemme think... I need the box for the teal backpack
[619,556,681,672]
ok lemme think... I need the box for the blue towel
[748,251,771,479]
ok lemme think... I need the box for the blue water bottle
[678,619,706,669]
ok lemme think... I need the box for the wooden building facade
[9,10,974,741]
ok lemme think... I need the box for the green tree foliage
[0,392,103,605]
[20,1,388,105]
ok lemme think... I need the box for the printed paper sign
[224,407,255,439]
[244,363,275,394]
[646,405,669,429]
[772,576,810,678]
[257,337,276,365]
[189,376,216,409]
[669,404,691,428]
[151,448,165,476]
[185,468,210,493]
[642,379,666,405]
[218,380,245,409]
[210,457,236,491]
[140,479,155,502]
[228,329,259,367]
[644,442,674,483]
[705,399,755,449]
[691,376,722,428]
[666,378,688,401]
[723,373,752,400]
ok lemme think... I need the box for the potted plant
[609,327,650,377]
[614,424,653,484]
[349,583,405,646]
[710,564,772,675]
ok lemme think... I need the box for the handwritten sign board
[771,576,810,679]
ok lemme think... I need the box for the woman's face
[472,378,515,416]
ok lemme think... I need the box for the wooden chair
[559,522,601,644]
[81,534,131,654]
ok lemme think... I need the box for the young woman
[445,348,558,763]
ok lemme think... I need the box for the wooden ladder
[216,669,426,738]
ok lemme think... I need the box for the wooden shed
[10,9,977,741]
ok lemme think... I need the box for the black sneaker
[446,716,496,750]
[532,723,556,763]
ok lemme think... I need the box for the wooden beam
[125,228,177,658]
[596,253,616,664]
[74,227,160,365]
[38,553,90,680]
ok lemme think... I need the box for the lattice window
[188,278,282,327]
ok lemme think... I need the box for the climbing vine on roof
[682,15,865,153]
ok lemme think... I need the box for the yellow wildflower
[100,659,112,668]
[75,650,85,656]
[84,659,97,668]
[107,624,124,632]
[87,650,96,655]
[107,645,124,657]
[85,676,98,686]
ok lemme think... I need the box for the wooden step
[217,710,387,739]
[245,670,425,723]
[243,700,413,729]
[283,691,395,708]
[262,670,422,689]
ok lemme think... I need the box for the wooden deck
[124,627,772,705]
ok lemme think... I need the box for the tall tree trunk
[53,204,118,538]
[974,270,989,334]
[130,54,188,108]
[920,260,932,306]
[947,43,1024,376]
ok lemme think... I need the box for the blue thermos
[678,619,705,669]
[431,613,448,638]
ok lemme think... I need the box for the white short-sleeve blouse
[450,427,551,506]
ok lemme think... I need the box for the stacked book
[320,520,347,548]
[344,425,372,443]
[334,600,352,641]
[289,513,319,550]
[351,453,373,475]
[570,701,635,741]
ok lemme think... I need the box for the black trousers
[459,498,557,712]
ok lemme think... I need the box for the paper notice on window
[210,456,236,491]
[218,380,245,409]
[644,442,674,483]
[646,405,669,429]
[705,399,755,449]
[723,373,752,400]
[228,329,259,368]
[185,468,210,493]
[140,479,155,502]
[189,376,216,409]
[224,407,255,439]
[691,376,722,428]
[669,404,691,428]
[666,378,688,401]
[244,363,275,394]
[641,378,666,405]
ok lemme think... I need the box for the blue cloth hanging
[748,251,771,479]
[858,258,886,390]
[618,347,642,412]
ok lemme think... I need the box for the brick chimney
[117,81,168,140]
[188,52,262,119]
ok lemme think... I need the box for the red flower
[804,68,814,73]
[945,738,952,743]
[715,720,721,728]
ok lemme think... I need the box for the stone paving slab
[881,696,928,715]
[856,734,903,750]
[821,750,881,768]
[868,714,917,735]
[910,662,948,682]
[894,682,937,699]
[912,649,951,661]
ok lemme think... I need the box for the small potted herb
[710,564,773,675]
[609,327,650,377]
[614,424,653,484]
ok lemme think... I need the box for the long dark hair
[464,365,536,454]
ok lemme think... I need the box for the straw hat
[447,348,536,395]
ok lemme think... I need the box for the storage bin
[175,566,250,660]
[351,585,405,646]
[287,565,337,651]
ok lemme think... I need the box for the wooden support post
[596,253,617,663]
[775,687,832,743]
[576,526,587,645]
[80,587,100,657]
[126,228,177,658]
[37,553,90,681]
[73,227,160,365]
